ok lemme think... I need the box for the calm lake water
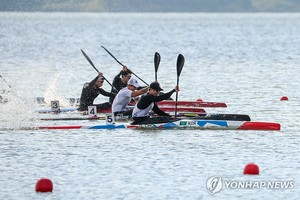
[0,12,299,199]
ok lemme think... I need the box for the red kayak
[37,97,226,107]
[36,106,206,114]
[96,106,206,114]
[156,100,227,107]
[128,99,226,108]
[159,107,205,113]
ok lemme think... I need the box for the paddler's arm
[90,72,103,85]
[99,88,116,98]
[131,86,149,97]
[152,104,171,117]
[112,66,132,91]
[112,70,122,84]
[152,86,179,102]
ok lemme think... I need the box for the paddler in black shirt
[131,82,179,125]
[78,72,116,111]
[109,66,133,103]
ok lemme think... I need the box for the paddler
[109,65,133,103]
[111,78,148,117]
[131,82,179,125]
[77,72,116,111]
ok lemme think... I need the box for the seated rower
[131,82,179,125]
[109,66,132,103]
[112,78,148,117]
[77,72,116,112]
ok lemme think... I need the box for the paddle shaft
[101,45,149,86]
[174,54,185,118]
[80,49,117,91]
[175,77,180,118]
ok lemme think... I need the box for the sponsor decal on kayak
[179,121,197,126]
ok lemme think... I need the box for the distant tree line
[1,0,300,12]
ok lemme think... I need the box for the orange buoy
[35,178,53,192]
[243,163,259,175]
[280,96,288,101]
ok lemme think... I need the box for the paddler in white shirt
[111,78,148,117]
[131,82,179,125]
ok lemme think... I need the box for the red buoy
[280,96,288,101]
[196,98,203,102]
[243,163,259,175]
[35,178,53,192]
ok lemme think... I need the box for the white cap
[128,78,140,88]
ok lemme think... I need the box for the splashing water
[0,86,37,130]
[43,75,73,107]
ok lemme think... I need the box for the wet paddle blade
[81,49,116,89]
[176,54,184,77]
[80,49,99,73]
[101,45,124,67]
[101,45,149,86]
[154,52,161,73]
[154,52,161,81]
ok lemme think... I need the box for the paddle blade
[101,45,125,67]
[176,54,185,77]
[154,52,161,73]
[80,49,99,73]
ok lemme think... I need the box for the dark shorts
[95,102,111,110]
[113,110,133,117]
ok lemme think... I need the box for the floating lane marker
[280,96,288,101]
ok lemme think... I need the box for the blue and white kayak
[40,113,251,121]
[36,119,280,131]
[36,107,78,113]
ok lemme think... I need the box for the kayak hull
[40,113,251,121]
[36,97,227,107]
[37,120,280,131]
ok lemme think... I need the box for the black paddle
[80,49,117,91]
[101,45,149,86]
[154,52,161,82]
[174,54,185,118]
